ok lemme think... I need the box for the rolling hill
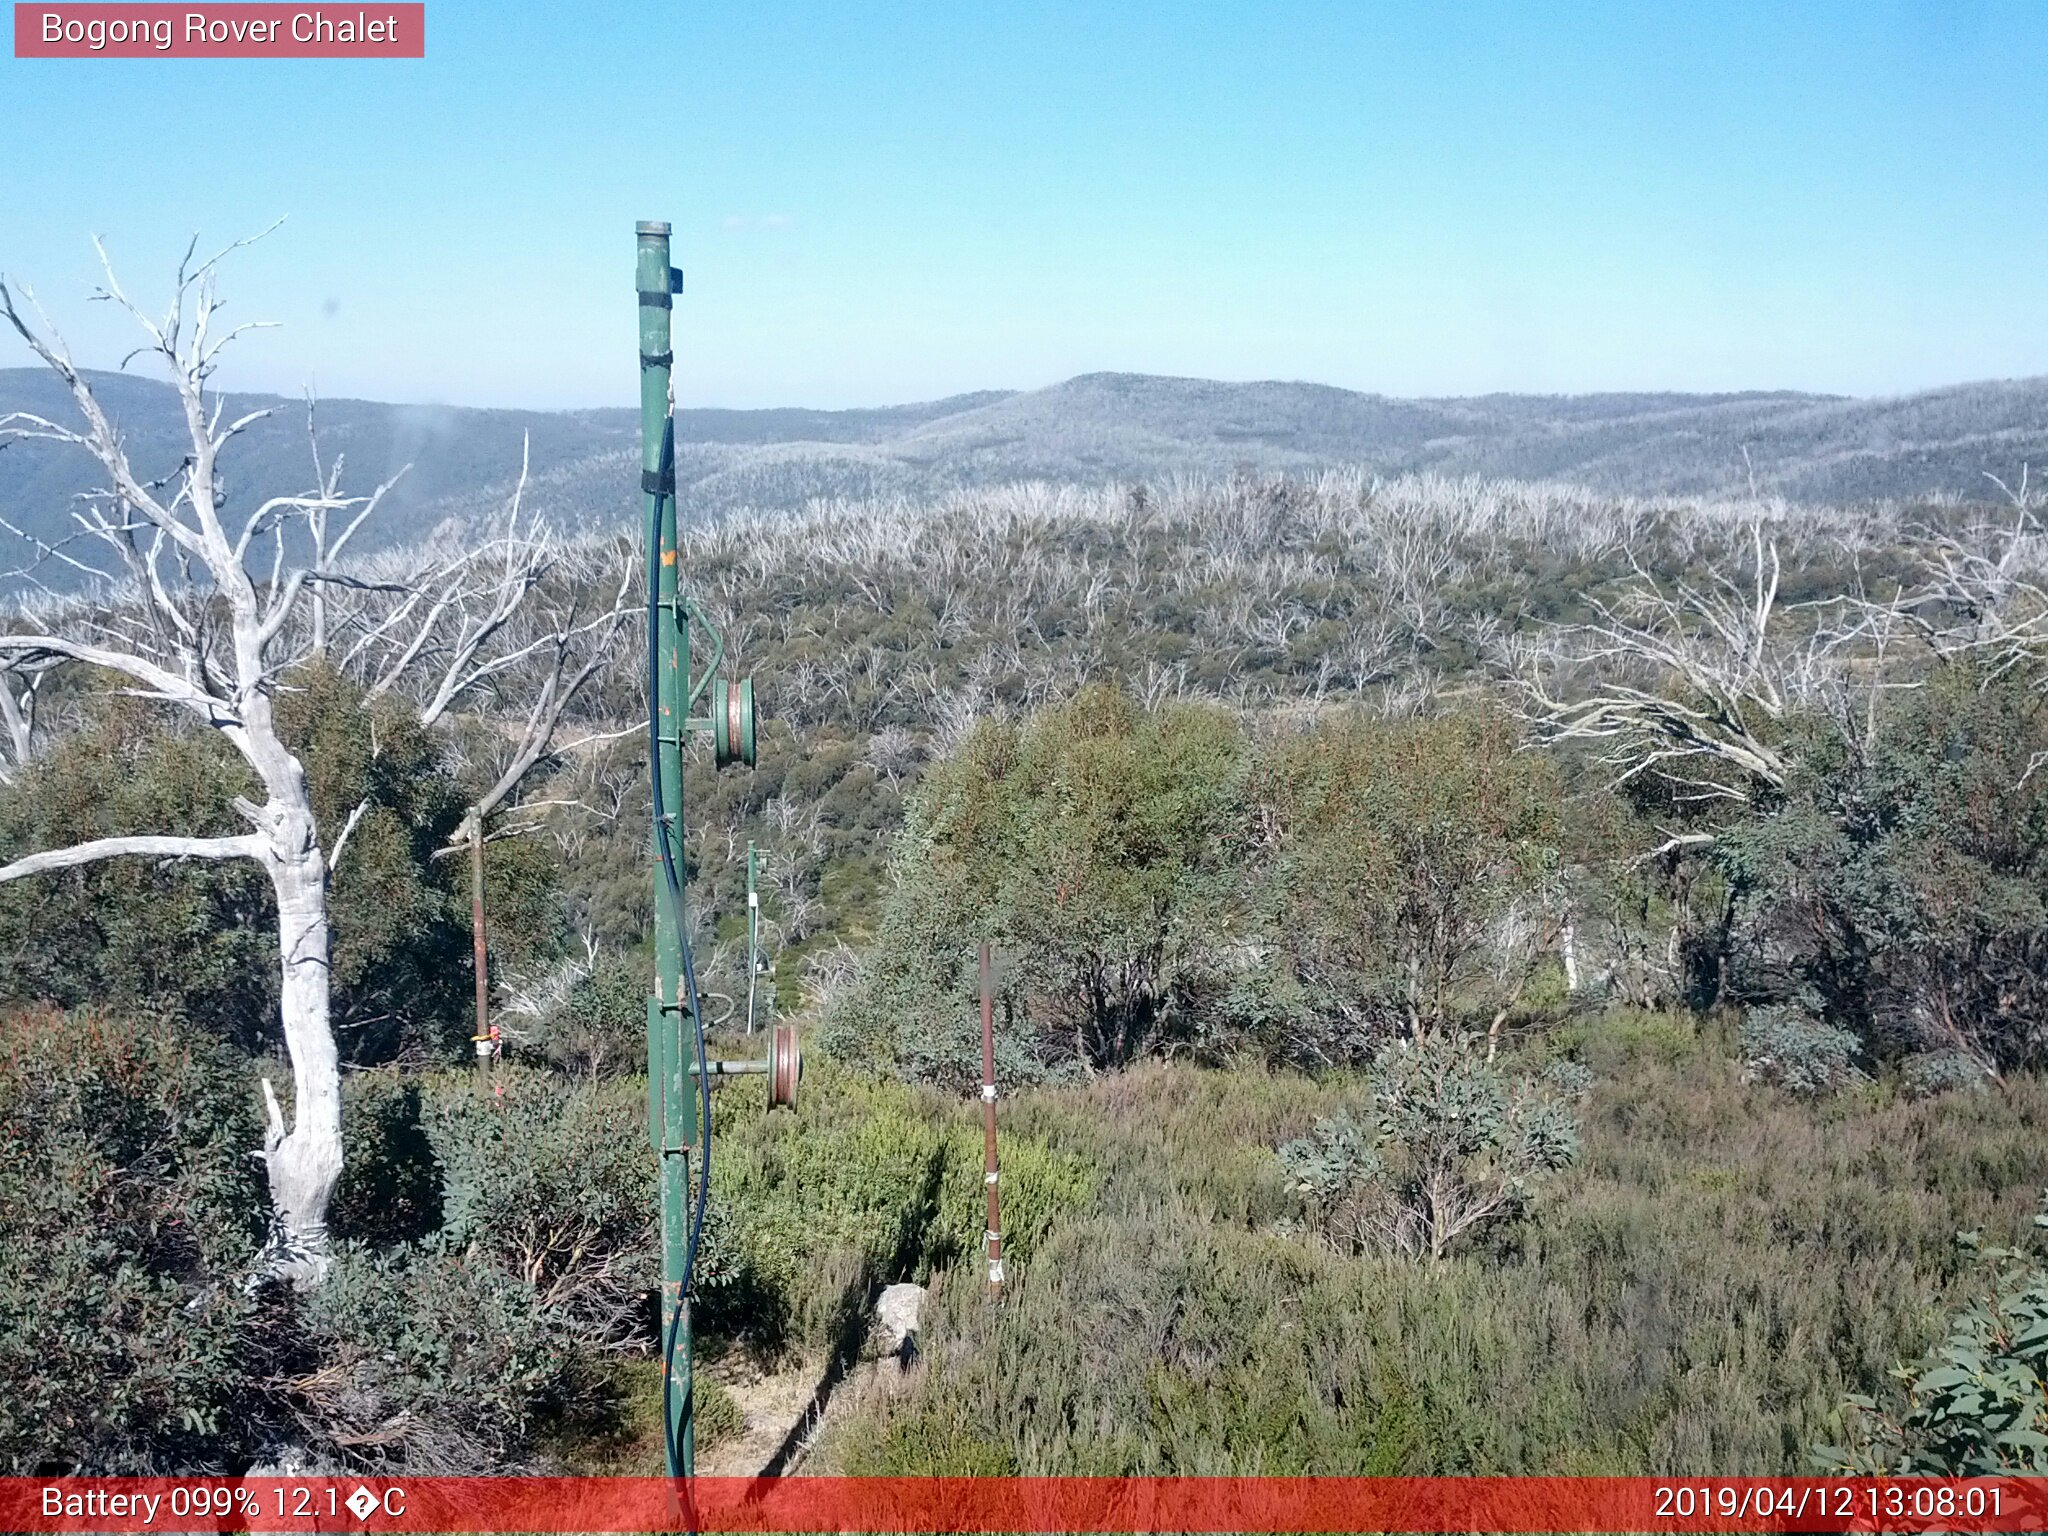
[4,367,2047,592]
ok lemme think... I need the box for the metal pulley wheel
[711,676,757,768]
[768,1022,801,1110]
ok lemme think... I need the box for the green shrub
[700,1058,1095,1357]
[278,665,477,1059]
[296,1242,581,1472]
[712,1068,951,1351]
[847,1407,1020,1475]
[0,700,274,1040]
[1901,1050,1992,1101]
[927,1125,1098,1277]
[1541,1059,1595,1099]
[825,685,1250,1083]
[331,1071,443,1247]
[1545,1008,1705,1075]
[1739,1005,1865,1098]
[1720,666,2048,1070]
[531,950,649,1077]
[1251,711,1571,1058]
[1279,1034,1579,1261]
[0,1007,270,1473]
[417,1066,656,1349]
[1587,1007,1701,1067]
[694,1376,744,1451]
[826,1056,2048,1476]
[0,667,522,1065]
[831,695,1580,1086]
[1821,1200,2048,1474]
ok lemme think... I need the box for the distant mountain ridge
[4,367,2046,591]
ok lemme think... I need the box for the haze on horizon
[3,2,2045,412]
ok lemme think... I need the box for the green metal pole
[638,220,696,1478]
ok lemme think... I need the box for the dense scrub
[0,1008,275,1473]
[829,1036,2048,1475]
[1719,666,2048,1071]
[0,1005,1092,1473]
[11,470,2048,1475]
[1823,1200,2048,1474]
[541,473,1946,1009]
[824,691,1584,1082]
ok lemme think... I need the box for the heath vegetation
[9,282,2048,1473]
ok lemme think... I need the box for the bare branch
[326,797,372,871]
[1512,523,1883,824]
[0,831,267,884]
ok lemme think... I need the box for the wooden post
[980,942,1003,1296]
[468,808,494,1069]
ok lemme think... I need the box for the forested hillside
[11,450,2048,1477]
[9,367,2048,595]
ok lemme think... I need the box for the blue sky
[2,1,2045,408]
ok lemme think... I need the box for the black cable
[646,467,712,1485]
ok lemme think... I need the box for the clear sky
[2,1,2045,408]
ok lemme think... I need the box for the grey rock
[874,1282,926,1356]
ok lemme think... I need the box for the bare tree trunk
[258,834,343,1285]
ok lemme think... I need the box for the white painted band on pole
[980,1084,997,1101]
[985,1171,999,1186]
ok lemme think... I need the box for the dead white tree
[0,657,53,784]
[297,397,404,661]
[1515,524,1886,856]
[0,236,361,1283]
[0,238,630,1281]
[1903,471,2048,676]
[435,562,632,1068]
[323,466,634,1059]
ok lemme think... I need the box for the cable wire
[646,465,712,1483]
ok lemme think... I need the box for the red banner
[13,4,423,57]
[4,1476,2046,1533]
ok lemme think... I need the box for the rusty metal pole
[980,942,1003,1296]
[468,808,494,1069]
